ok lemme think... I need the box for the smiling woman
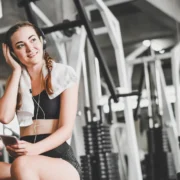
[0,21,81,180]
[7,26,44,67]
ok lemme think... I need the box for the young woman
[0,21,81,180]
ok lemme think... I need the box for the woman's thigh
[12,155,80,180]
[0,161,11,180]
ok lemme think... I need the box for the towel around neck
[16,61,77,127]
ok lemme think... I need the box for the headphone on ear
[34,26,47,50]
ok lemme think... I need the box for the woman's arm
[33,82,79,154]
[0,43,22,124]
[0,70,21,124]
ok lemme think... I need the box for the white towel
[17,61,77,127]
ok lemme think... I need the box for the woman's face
[10,26,44,66]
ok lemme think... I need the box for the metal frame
[95,57,103,101]
[127,52,171,65]
[86,39,99,118]
[66,26,87,161]
[171,43,180,137]
[92,0,142,179]
[144,62,153,126]
[18,0,38,25]
[126,44,180,174]
[154,60,163,117]
[126,45,149,89]
[68,26,86,71]
[170,43,180,174]
[127,46,180,174]
[0,26,11,34]
[110,123,128,180]
[73,0,118,103]
[85,0,133,12]
[157,59,180,173]
[41,20,82,34]
[0,80,5,87]
[82,53,91,108]
[0,0,2,19]
[0,84,3,97]
[0,86,9,162]
[85,2,180,175]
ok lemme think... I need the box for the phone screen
[0,135,18,146]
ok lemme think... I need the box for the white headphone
[32,92,45,143]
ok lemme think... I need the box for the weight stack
[80,155,93,180]
[80,121,120,180]
[145,127,176,180]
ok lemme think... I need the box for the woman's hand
[6,140,39,158]
[2,43,21,71]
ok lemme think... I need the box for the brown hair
[5,21,54,110]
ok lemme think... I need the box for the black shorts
[20,134,82,178]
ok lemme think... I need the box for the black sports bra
[32,90,60,120]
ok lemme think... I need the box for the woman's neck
[26,62,44,81]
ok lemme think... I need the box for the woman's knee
[11,156,29,176]
[10,156,39,180]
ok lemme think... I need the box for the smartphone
[0,135,18,146]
